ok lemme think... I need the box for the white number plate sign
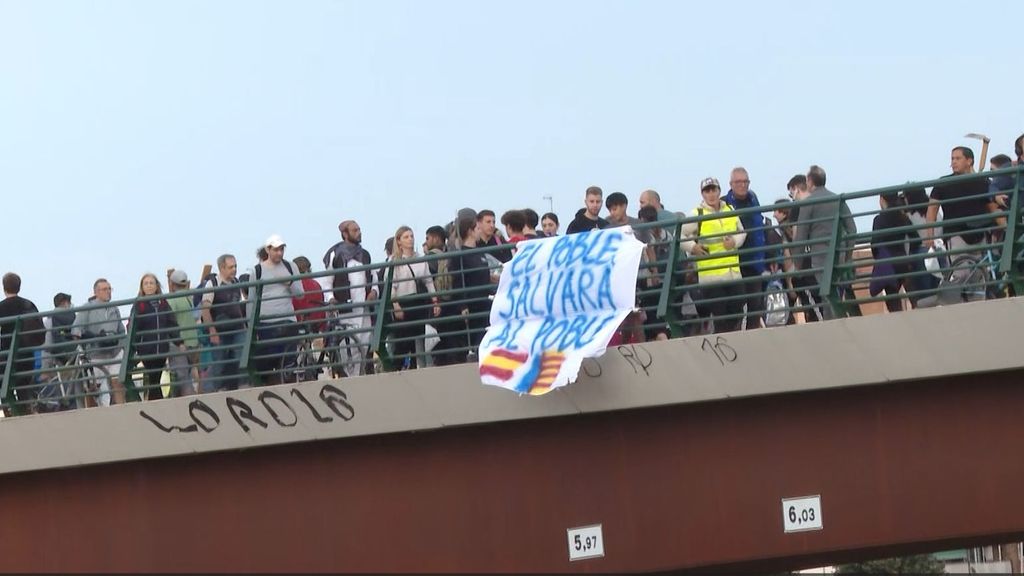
[567,524,604,561]
[782,495,823,533]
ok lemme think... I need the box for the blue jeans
[208,328,243,392]
[253,321,298,383]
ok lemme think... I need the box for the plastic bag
[764,279,790,327]
[923,238,947,277]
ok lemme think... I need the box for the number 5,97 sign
[567,524,604,561]
[782,495,823,533]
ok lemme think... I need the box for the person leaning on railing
[200,254,244,393]
[388,226,441,370]
[924,146,1006,252]
[248,235,304,386]
[637,205,670,341]
[869,192,921,313]
[166,270,201,396]
[322,220,378,378]
[435,217,493,366]
[71,278,126,406]
[792,165,859,320]
[41,292,77,399]
[723,167,769,330]
[900,187,939,306]
[0,272,45,414]
[680,177,747,334]
[130,273,184,401]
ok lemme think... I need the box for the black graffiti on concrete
[139,383,355,435]
[581,357,603,378]
[226,396,269,433]
[290,387,333,423]
[616,344,653,376]
[259,390,298,428]
[701,336,738,366]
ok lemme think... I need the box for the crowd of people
[0,134,1020,414]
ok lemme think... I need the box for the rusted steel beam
[0,368,1021,573]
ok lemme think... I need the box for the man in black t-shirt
[0,273,44,412]
[566,186,609,234]
[926,146,1003,250]
[434,218,494,366]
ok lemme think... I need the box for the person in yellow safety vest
[680,177,747,333]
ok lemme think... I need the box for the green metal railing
[1,166,1021,415]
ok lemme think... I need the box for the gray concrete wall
[0,297,1020,475]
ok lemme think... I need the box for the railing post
[657,220,682,338]
[239,279,263,383]
[2,318,24,415]
[820,196,850,318]
[999,165,1023,295]
[371,263,395,372]
[119,302,141,403]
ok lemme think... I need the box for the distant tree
[836,553,944,574]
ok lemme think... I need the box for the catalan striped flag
[526,351,566,396]
[479,349,529,383]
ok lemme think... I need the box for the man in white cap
[248,234,304,385]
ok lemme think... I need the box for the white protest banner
[478,227,645,395]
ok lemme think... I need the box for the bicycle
[319,310,370,379]
[942,233,1009,303]
[44,345,112,409]
[293,326,326,383]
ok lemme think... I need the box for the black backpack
[254,260,294,281]
[18,299,45,349]
[193,273,218,308]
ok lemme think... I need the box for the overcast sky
[2,0,1021,307]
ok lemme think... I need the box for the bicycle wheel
[294,340,320,382]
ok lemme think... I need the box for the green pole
[371,264,395,372]
[999,166,1022,295]
[656,221,683,338]
[2,318,24,415]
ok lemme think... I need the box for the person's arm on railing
[987,198,1008,231]
[923,200,941,247]
[200,297,219,346]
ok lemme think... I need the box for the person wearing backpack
[424,226,452,366]
[130,273,184,401]
[43,292,77,374]
[166,270,201,396]
[0,273,45,413]
[322,220,378,377]
[248,234,304,385]
[200,254,245,392]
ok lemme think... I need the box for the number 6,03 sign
[782,495,823,533]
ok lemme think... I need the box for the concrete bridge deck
[0,297,1021,572]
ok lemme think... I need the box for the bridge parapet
[1,295,1019,477]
